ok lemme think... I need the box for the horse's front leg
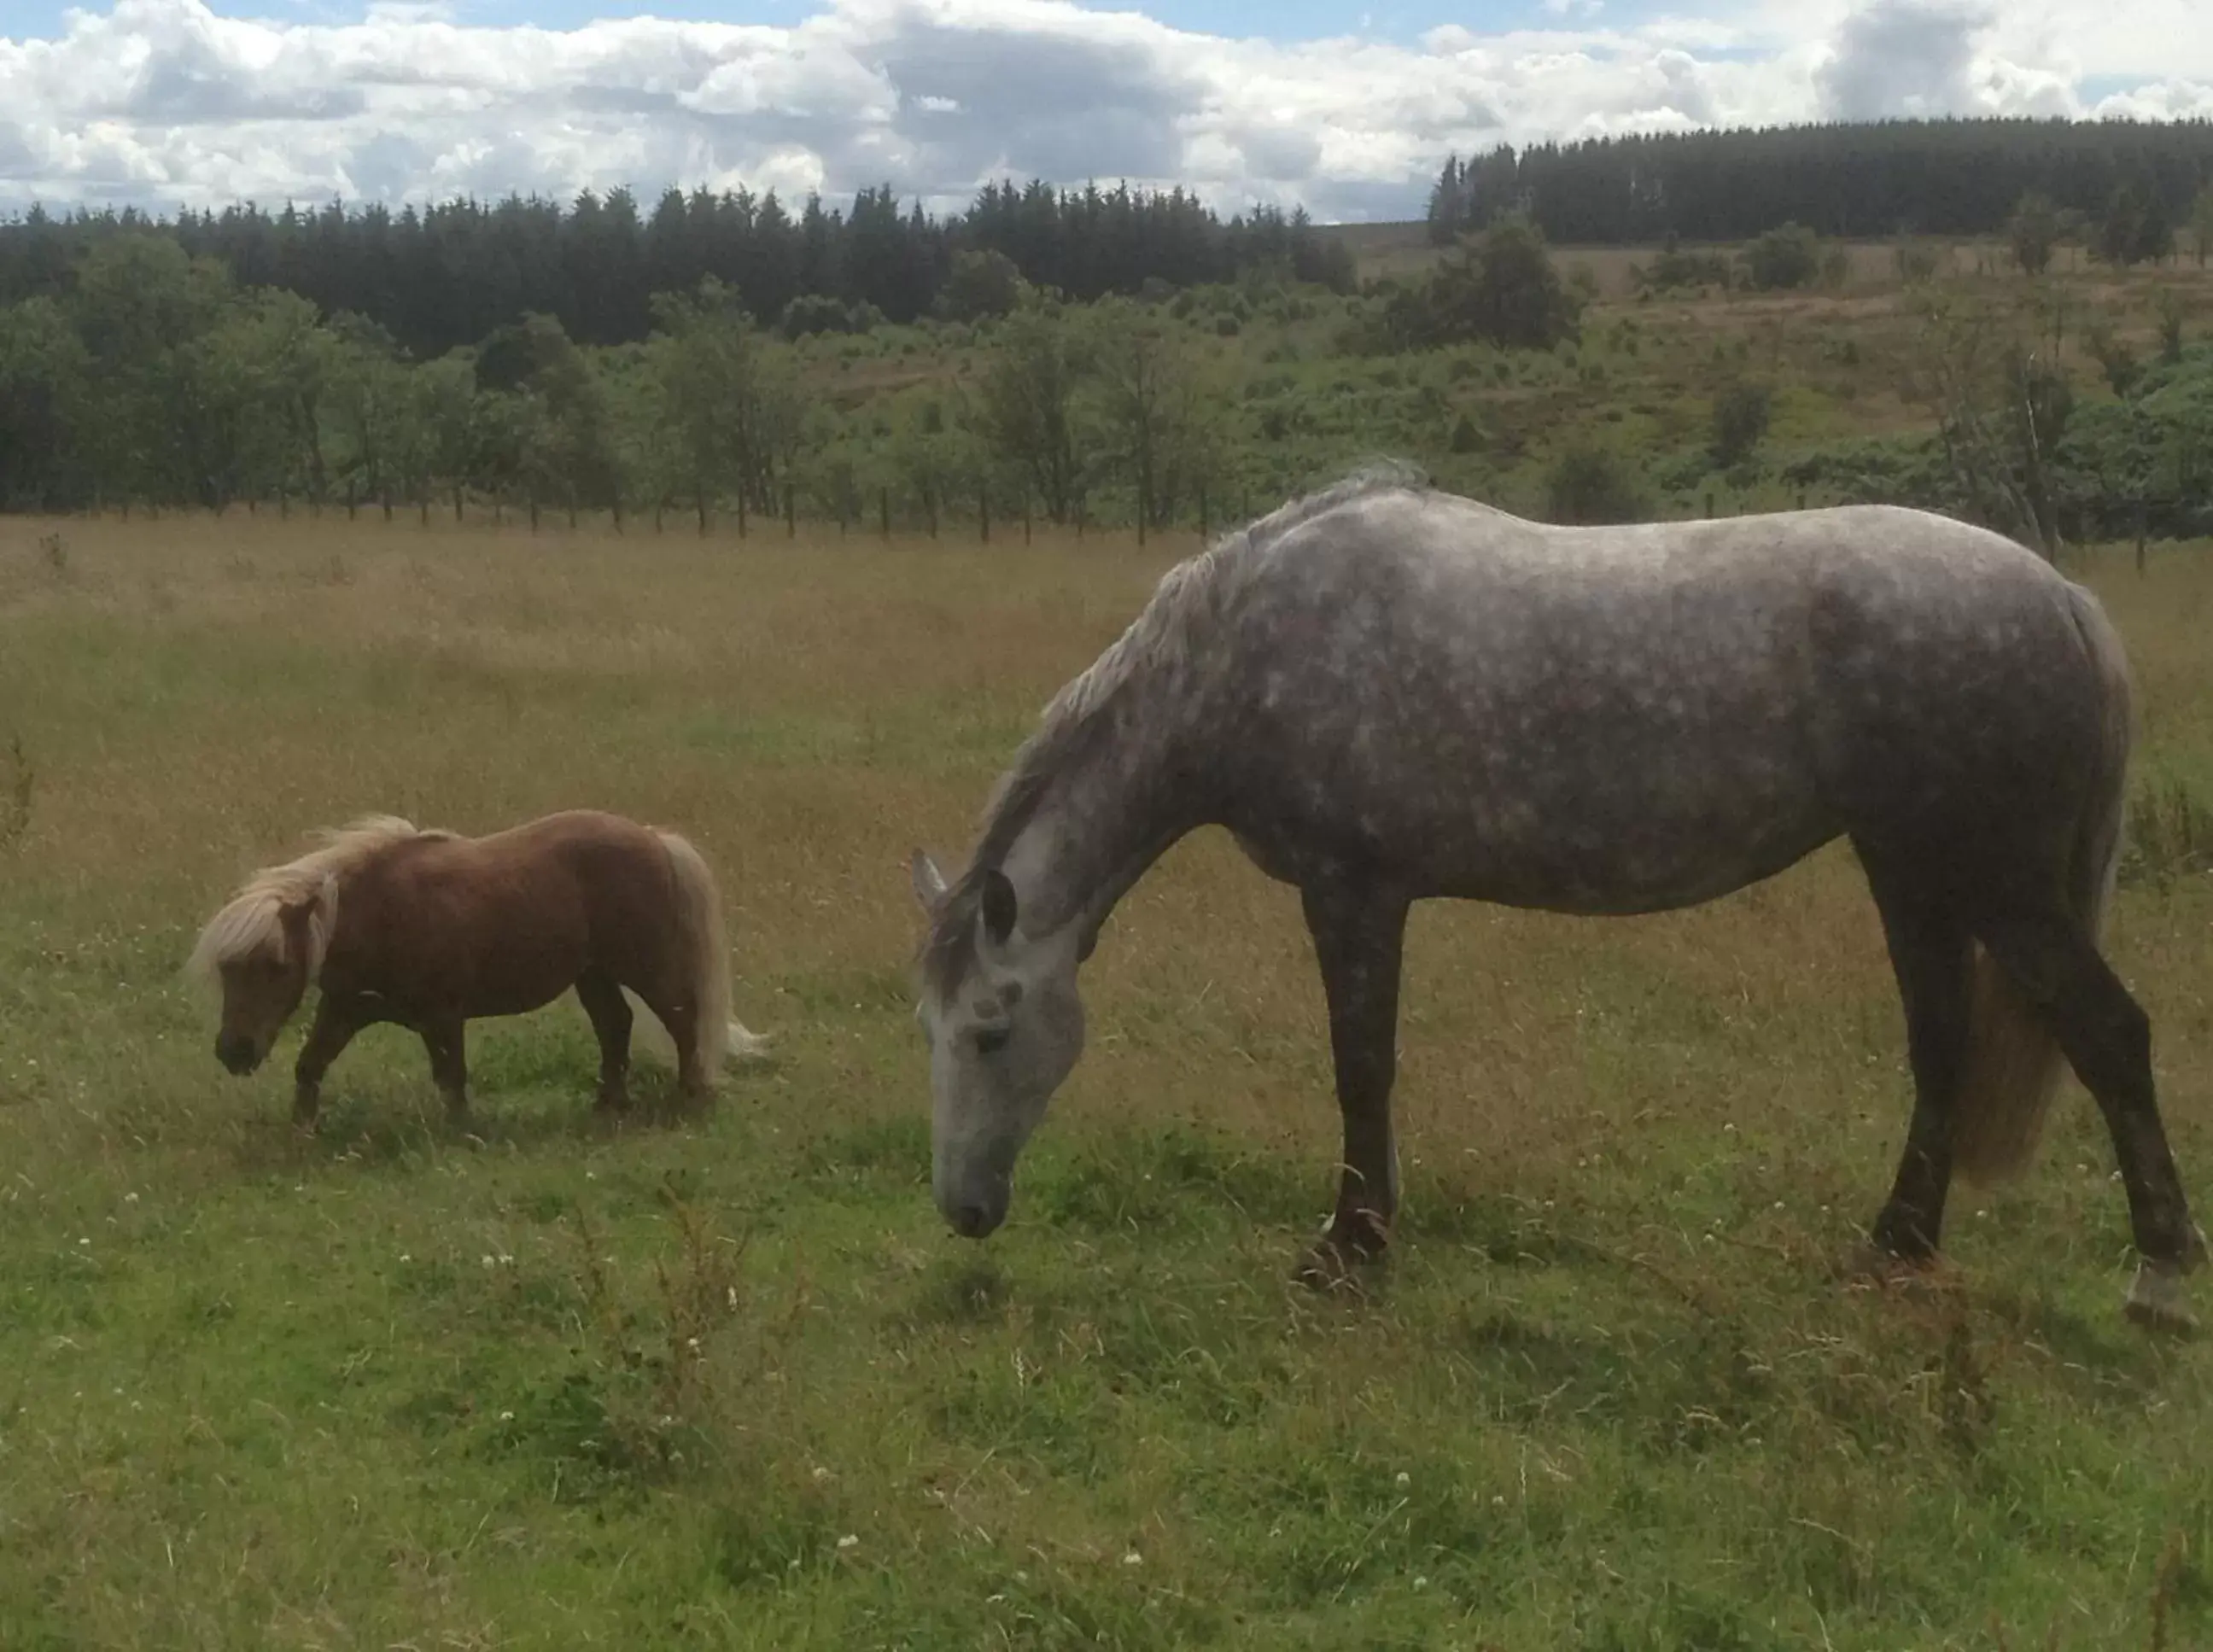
[421,1018,471,1124]
[292,995,369,1132]
[1295,880,1412,1291]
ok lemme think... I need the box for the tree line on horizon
[1427,116,2213,248]
[0,179,1357,361]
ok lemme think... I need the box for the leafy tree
[0,297,89,508]
[647,277,797,525]
[1088,298,1221,533]
[977,301,1090,522]
[1427,213,1581,351]
[2096,179,2173,266]
[2008,191,2062,276]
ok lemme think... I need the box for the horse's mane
[920,459,1430,993]
[187,814,442,981]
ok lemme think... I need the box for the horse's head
[909,849,1087,1240]
[191,885,328,1077]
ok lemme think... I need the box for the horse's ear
[979,869,1018,946]
[909,849,948,913]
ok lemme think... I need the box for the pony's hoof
[2125,1260,2199,1335]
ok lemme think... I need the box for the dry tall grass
[1,511,2209,1649]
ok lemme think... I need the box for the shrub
[1544,443,1649,524]
[1709,382,1773,468]
[1739,223,1822,291]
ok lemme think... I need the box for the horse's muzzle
[215,1032,262,1076]
[940,1180,1009,1240]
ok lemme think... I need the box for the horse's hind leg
[1977,914,2206,1324]
[575,971,634,1113]
[1295,879,1411,1291]
[1858,852,1974,1264]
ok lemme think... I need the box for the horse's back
[1207,487,2116,912]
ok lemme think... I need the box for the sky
[1,0,2210,223]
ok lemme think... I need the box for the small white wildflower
[499,1410,515,1422]
[1395,1471,1410,1487]
[1413,1575,1429,1591]
[1122,1550,1142,1567]
[838,1534,859,1550]
[125,1193,139,1205]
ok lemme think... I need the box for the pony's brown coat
[194,808,762,1122]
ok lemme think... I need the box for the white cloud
[0,0,2205,221]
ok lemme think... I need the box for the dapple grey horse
[908,463,2203,1328]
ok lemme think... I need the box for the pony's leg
[648,994,708,1100]
[575,972,634,1112]
[292,995,367,1131]
[1858,858,1973,1264]
[1977,914,2206,1325]
[421,1019,470,1123]
[1295,880,1411,1289]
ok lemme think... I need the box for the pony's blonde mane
[187,814,437,982]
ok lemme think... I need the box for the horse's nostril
[947,1201,1002,1240]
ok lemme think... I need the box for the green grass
[2,512,2211,1649]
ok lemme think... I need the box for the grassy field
[2,510,2210,1650]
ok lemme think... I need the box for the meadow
[1,499,2210,1651]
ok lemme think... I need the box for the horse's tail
[1950,584,2132,1184]
[656,829,769,1077]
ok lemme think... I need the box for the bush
[1709,382,1773,467]
[2009,192,2063,276]
[1544,443,1649,524]
[936,249,1026,324]
[1739,223,1822,291]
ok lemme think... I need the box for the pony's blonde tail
[1950,587,2132,1184]
[657,830,770,1078]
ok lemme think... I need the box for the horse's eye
[975,1027,1011,1057]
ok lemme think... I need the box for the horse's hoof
[2125,1260,2199,1335]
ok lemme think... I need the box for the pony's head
[909,849,1088,1240]
[188,876,334,1075]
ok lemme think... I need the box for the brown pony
[188,810,769,1126]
